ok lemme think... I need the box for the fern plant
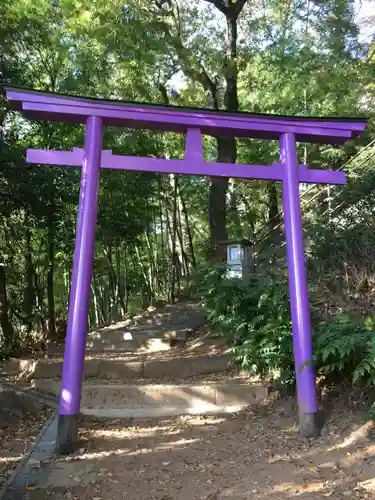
[314,315,375,385]
[195,264,375,387]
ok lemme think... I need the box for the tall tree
[150,0,249,258]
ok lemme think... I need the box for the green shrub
[195,265,290,343]
[315,315,375,385]
[195,265,294,384]
[195,264,375,387]
[231,323,295,386]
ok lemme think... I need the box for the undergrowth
[195,265,375,388]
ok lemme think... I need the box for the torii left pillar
[56,116,103,454]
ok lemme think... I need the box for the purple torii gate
[5,87,367,454]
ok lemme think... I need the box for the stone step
[6,353,230,381]
[86,325,191,352]
[31,379,268,418]
[89,324,192,341]
[48,338,186,357]
[86,337,186,352]
[45,301,205,356]
[46,326,194,357]
[133,315,204,328]
[132,302,206,328]
[48,340,141,356]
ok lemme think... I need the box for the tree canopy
[1,0,375,351]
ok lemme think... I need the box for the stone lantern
[223,238,253,279]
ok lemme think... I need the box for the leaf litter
[23,390,375,499]
[0,390,53,490]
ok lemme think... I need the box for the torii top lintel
[5,87,368,144]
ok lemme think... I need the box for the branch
[155,0,173,8]
[154,2,220,108]
[232,0,248,18]
[158,82,170,105]
[203,0,248,18]
[173,38,220,108]
[204,0,228,15]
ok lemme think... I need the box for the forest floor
[24,388,375,500]
[0,395,53,492]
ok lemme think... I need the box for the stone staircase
[52,301,206,354]
[3,301,267,418]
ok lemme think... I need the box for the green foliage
[232,323,295,386]
[1,0,375,361]
[196,266,290,343]
[308,210,375,316]
[315,315,375,385]
[195,265,294,384]
[196,265,375,387]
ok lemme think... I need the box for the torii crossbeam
[5,87,368,454]
[27,143,346,184]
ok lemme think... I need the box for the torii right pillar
[280,132,318,437]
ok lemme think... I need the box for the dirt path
[28,394,375,499]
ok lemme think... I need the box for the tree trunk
[0,263,14,351]
[180,190,197,269]
[91,281,100,327]
[47,210,56,339]
[93,277,106,326]
[170,174,179,303]
[102,242,118,322]
[144,227,157,295]
[123,247,130,313]
[208,2,244,259]
[209,137,237,260]
[209,176,229,260]
[175,182,189,275]
[134,245,152,297]
[115,245,127,317]
[228,179,242,236]
[176,221,189,276]
[24,221,35,332]
[157,0,247,261]
[267,182,280,230]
